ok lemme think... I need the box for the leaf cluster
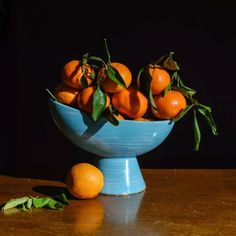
[1,193,70,212]
[47,40,219,151]
[137,52,219,151]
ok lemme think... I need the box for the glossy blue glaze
[49,99,174,195]
[97,157,146,195]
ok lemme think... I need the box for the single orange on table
[152,90,187,119]
[112,87,148,119]
[54,82,79,106]
[61,60,93,89]
[77,86,110,113]
[66,162,104,199]
[100,62,132,93]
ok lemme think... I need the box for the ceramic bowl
[49,99,174,195]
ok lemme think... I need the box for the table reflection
[99,190,145,225]
[70,199,104,235]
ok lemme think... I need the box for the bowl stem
[96,156,146,195]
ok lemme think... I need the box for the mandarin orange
[149,65,171,95]
[152,90,187,119]
[66,163,104,199]
[111,87,148,119]
[100,62,132,93]
[77,86,110,113]
[54,82,79,106]
[61,60,93,89]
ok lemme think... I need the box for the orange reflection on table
[70,199,104,235]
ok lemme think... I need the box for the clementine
[100,62,132,93]
[66,163,104,199]
[77,86,110,113]
[61,60,93,89]
[149,65,171,95]
[54,82,79,106]
[111,87,148,119]
[152,90,187,119]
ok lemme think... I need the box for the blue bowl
[49,99,174,195]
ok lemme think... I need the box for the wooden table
[0,169,236,236]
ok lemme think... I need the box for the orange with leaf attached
[99,62,132,93]
[77,86,110,113]
[152,90,187,119]
[61,60,94,89]
[149,65,171,95]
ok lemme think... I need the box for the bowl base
[96,156,146,195]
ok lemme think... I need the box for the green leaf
[163,52,180,70]
[53,193,70,205]
[2,197,29,211]
[171,73,196,97]
[32,197,50,208]
[2,194,70,213]
[26,198,33,210]
[88,55,107,66]
[163,81,172,95]
[136,66,145,89]
[178,80,196,96]
[106,65,126,88]
[104,38,112,64]
[22,203,29,212]
[137,66,152,98]
[103,106,119,126]
[149,89,157,112]
[171,71,179,80]
[92,84,107,121]
[197,107,219,136]
[174,103,195,122]
[80,74,89,88]
[82,52,89,64]
[193,109,201,151]
[90,71,96,80]
[172,86,194,99]
[46,199,64,210]
[198,103,212,112]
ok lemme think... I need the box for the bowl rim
[49,99,174,125]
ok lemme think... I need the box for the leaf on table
[1,193,70,213]
[1,196,29,211]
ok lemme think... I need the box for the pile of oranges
[53,44,187,124]
[49,39,218,151]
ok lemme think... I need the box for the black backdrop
[1,0,235,180]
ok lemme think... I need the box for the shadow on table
[32,185,80,201]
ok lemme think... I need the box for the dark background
[1,0,235,180]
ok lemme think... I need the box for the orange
[152,90,187,119]
[149,65,171,95]
[111,87,148,119]
[71,200,104,235]
[99,62,132,93]
[54,82,79,106]
[61,60,93,89]
[66,162,104,199]
[77,86,110,113]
